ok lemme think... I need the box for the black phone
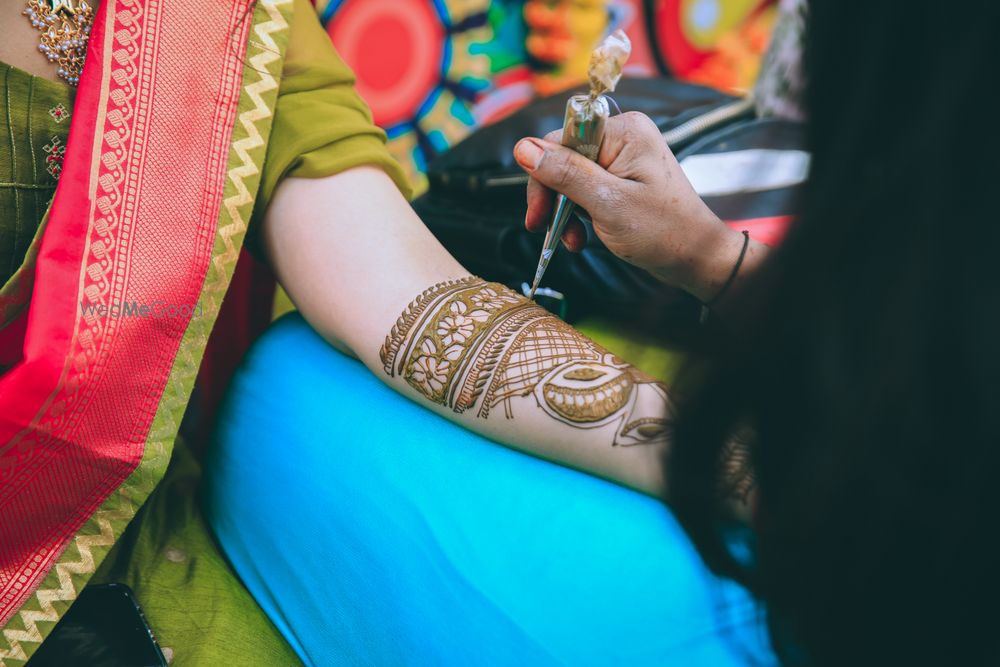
[26,583,168,667]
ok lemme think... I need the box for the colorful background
[314,0,778,193]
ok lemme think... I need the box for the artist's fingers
[513,137,620,213]
[525,174,554,232]
[561,218,587,252]
[594,112,668,180]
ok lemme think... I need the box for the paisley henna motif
[384,278,758,493]
[540,362,633,424]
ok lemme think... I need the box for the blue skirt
[203,313,775,666]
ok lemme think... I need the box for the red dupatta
[0,0,291,658]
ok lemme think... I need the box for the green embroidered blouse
[0,64,68,286]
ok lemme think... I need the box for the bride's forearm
[378,276,671,496]
[263,167,670,496]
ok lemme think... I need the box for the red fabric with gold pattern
[0,0,254,623]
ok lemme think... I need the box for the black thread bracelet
[700,230,750,324]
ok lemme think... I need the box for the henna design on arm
[380,278,671,446]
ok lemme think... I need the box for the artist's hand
[514,111,752,302]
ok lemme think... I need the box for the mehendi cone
[528,30,632,300]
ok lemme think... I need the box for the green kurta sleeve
[248,0,413,255]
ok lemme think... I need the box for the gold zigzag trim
[145,0,289,457]
[204,0,288,307]
[0,0,291,663]
[0,490,136,663]
[147,0,289,451]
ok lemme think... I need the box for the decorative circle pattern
[319,0,495,192]
[648,0,772,80]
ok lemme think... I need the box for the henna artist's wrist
[687,225,747,303]
[643,214,741,301]
[684,225,768,317]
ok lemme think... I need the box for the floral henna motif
[381,278,528,405]
[437,300,490,347]
[382,278,671,447]
[380,276,480,376]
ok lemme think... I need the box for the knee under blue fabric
[203,313,776,667]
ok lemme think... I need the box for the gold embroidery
[48,103,70,123]
[42,135,65,179]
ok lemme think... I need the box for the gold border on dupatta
[0,0,293,663]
